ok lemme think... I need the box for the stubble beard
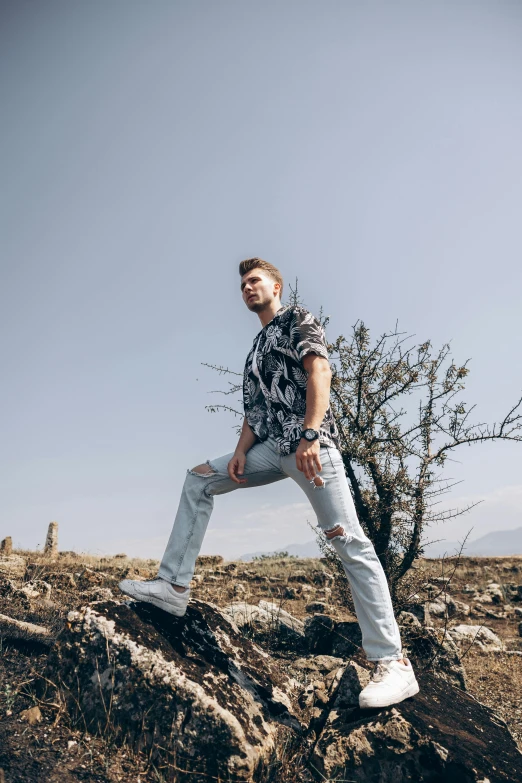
[247,295,271,313]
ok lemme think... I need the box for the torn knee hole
[310,476,326,489]
[188,461,217,477]
[325,525,345,540]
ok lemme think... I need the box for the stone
[196,555,224,567]
[0,555,26,579]
[114,553,127,558]
[312,569,334,586]
[14,580,52,601]
[287,570,310,583]
[331,620,363,659]
[224,601,305,650]
[518,621,522,637]
[397,611,422,628]
[452,599,471,617]
[399,623,468,691]
[291,655,344,676]
[0,613,51,644]
[19,706,42,725]
[312,667,522,782]
[448,624,504,652]
[48,599,301,780]
[233,582,246,597]
[304,614,335,654]
[0,537,12,556]
[44,521,59,555]
[305,601,327,614]
[284,586,300,599]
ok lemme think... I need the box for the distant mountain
[421,527,522,558]
[239,539,322,561]
[239,527,522,561]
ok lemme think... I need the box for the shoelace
[370,660,393,682]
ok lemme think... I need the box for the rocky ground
[0,549,521,782]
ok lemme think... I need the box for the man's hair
[239,257,284,298]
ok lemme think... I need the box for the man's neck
[257,299,283,328]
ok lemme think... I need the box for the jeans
[158,436,404,662]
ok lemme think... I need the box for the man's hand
[295,438,322,481]
[228,452,248,484]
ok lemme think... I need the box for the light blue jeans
[158,436,404,662]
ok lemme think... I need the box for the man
[119,257,420,709]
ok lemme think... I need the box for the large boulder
[47,599,302,781]
[311,665,522,782]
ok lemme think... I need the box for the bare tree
[327,319,522,597]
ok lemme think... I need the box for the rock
[399,624,468,691]
[287,570,310,583]
[427,600,448,617]
[19,706,42,725]
[196,555,224,567]
[233,582,246,597]
[224,562,238,572]
[0,613,51,644]
[518,621,522,637]
[331,621,363,659]
[305,601,327,614]
[258,601,305,647]
[291,655,344,676]
[312,570,334,586]
[514,607,522,618]
[0,537,12,556]
[397,611,422,628]
[44,521,59,555]
[304,614,335,654]
[48,599,301,780]
[475,593,494,604]
[46,572,76,589]
[284,586,300,599]
[452,599,471,617]
[224,602,305,650]
[448,624,505,652]
[114,553,127,558]
[485,583,504,604]
[311,668,522,782]
[14,580,52,602]
[0,555,26,579]
[83,587,114,602]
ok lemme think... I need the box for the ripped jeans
[158,436,404,662]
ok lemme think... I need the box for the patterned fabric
[242,304,341,455]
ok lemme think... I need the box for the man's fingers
[314,454,322,474]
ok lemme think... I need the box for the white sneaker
[359,658,419,709]
[118,577,190,617]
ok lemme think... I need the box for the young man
[119,258,420,709]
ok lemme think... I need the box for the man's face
[241,269,280,312]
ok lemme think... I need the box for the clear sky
[2,0,522,560]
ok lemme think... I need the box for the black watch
[301,428,320,442]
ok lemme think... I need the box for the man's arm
[296,353,332,481]
[228,417,257,484]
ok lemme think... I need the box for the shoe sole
[359,678,420,709]
[118,585,188,617]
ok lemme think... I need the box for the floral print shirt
[243,304,341,455]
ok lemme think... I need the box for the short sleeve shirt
[242,304,341,455]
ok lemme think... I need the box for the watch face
[304,429,317,441]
